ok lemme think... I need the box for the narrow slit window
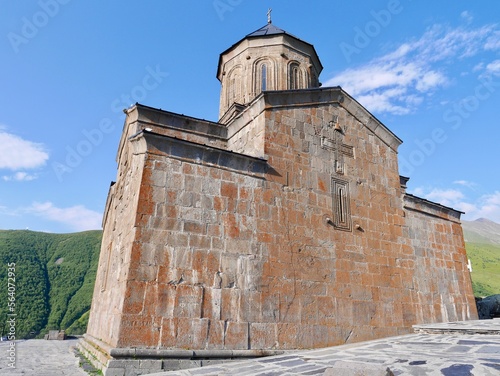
[338,187,345,223]
[332,177,352,231]
[261,64,267,91]
[228,77,235,106]
[289,63,301,89]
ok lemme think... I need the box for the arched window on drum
[226,66,242,107]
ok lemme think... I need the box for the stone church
[80,19,478,375]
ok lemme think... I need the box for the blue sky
[1,0,499,233]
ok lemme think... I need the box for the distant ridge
[0,229,102,338]
[462,218,500,245]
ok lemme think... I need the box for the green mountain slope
[0,230,102,338]
[462,218,500,297]
[466,241,500,297]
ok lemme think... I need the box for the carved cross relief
[320,115,354,175]
[320,114,354,231]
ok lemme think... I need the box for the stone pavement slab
[148,321,500,375]
[0,338,87,376]
[2,321,500,375]
[414,319,500,334]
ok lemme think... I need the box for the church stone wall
[111,132,269,349]
[226,95,266,158]
[254,91,410,345]
[86,122,145,348]
[86,89,476,355]
[402,195,477,323]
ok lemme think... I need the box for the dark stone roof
[217,23,321,80]
[246,22,297,38]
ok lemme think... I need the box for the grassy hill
[462,218,500,297]
[0,230,102,338]
[466,241,500,297]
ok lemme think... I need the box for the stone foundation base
[77,334,284,376]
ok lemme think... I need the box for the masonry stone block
[178,360,202,370]
[250,323,277,349]
[224,321,249,349]
[104,368,125,376]
[176,318,209,349]
[207,320,225,349]
[173,285,203,318]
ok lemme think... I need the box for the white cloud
[418,24,495,61]
[356,87,412,115]
[485,31,500,50]
[3,172,38,182]
[486,59,500,75]
[326,23,500,114]
[473,62,484,72]
[482,192,500,208]
[415,71,447,92]
[411,187,500,223]
[453,180,477,189]
[423,188,465,207]
[467,192,500,223]
[0,129,49,170]
[460,11,473,25]
[455,201,478,215]
[326,61,441,114]
[26,202,102,232]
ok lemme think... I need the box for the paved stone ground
[1,321,500,375]
[149,332,500,376]
[150,320,500,376]
[0,338,87,376]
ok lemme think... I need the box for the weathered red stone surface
[86,89,477,352]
